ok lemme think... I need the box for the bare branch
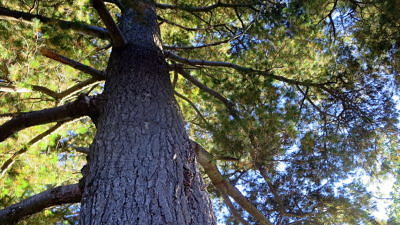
[31,85,59,99]
[0,86,30,93]
[0,78,102,103]
[156,2,257,12]
[40,48,105,80]
[58,78,103,103]
[92,0,127,47]
[0,7,109,39]
[258,167,286,216]
[193,141,272,225]
[0,184,81,225]
[0,122,66,177]
[165,51,328,88]
[0,94,97,142]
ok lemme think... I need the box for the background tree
[0,0,398,224]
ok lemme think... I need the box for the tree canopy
[0,0,399,224]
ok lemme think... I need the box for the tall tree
[0,0,398,224]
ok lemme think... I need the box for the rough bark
[79,1,215,224]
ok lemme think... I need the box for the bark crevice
[79,4,216,223]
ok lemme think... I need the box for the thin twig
[174,91,209,125]
[0,122,66,177]
[172,66,239,118]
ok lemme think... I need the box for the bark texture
[79,2,215,224]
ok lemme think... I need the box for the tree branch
[0,113,22,118]
[0,94,97,142]
[192,141,272,225]
[258,166,287,216]
[70,145,90,154]
[163,37,234,50]
[58,78,104,103]
[0,122,66,177]
[0,7,109,40]
[0,184,81,225]
[0,84,59,99]
[221,193,252,225]
[171,65,239,118]
[157,16,225,32]
[0,78,102,102]
[296,85,337,118]
[156,2,257,12]
[0,86,30,93]
[165,51,328,88]
[163,20,252,50]
[92,0,126,47]
[40,48,105,80]
[174,91,209,125]
[31,85,60,99]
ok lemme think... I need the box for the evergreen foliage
[0,0,399,224]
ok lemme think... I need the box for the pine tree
[0,0,398,224]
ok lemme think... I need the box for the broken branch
[40,48,105,80]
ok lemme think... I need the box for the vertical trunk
[79,1,216,224]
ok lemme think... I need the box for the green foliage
[0,0,399,224]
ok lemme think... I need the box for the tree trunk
[79,2,216,224]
